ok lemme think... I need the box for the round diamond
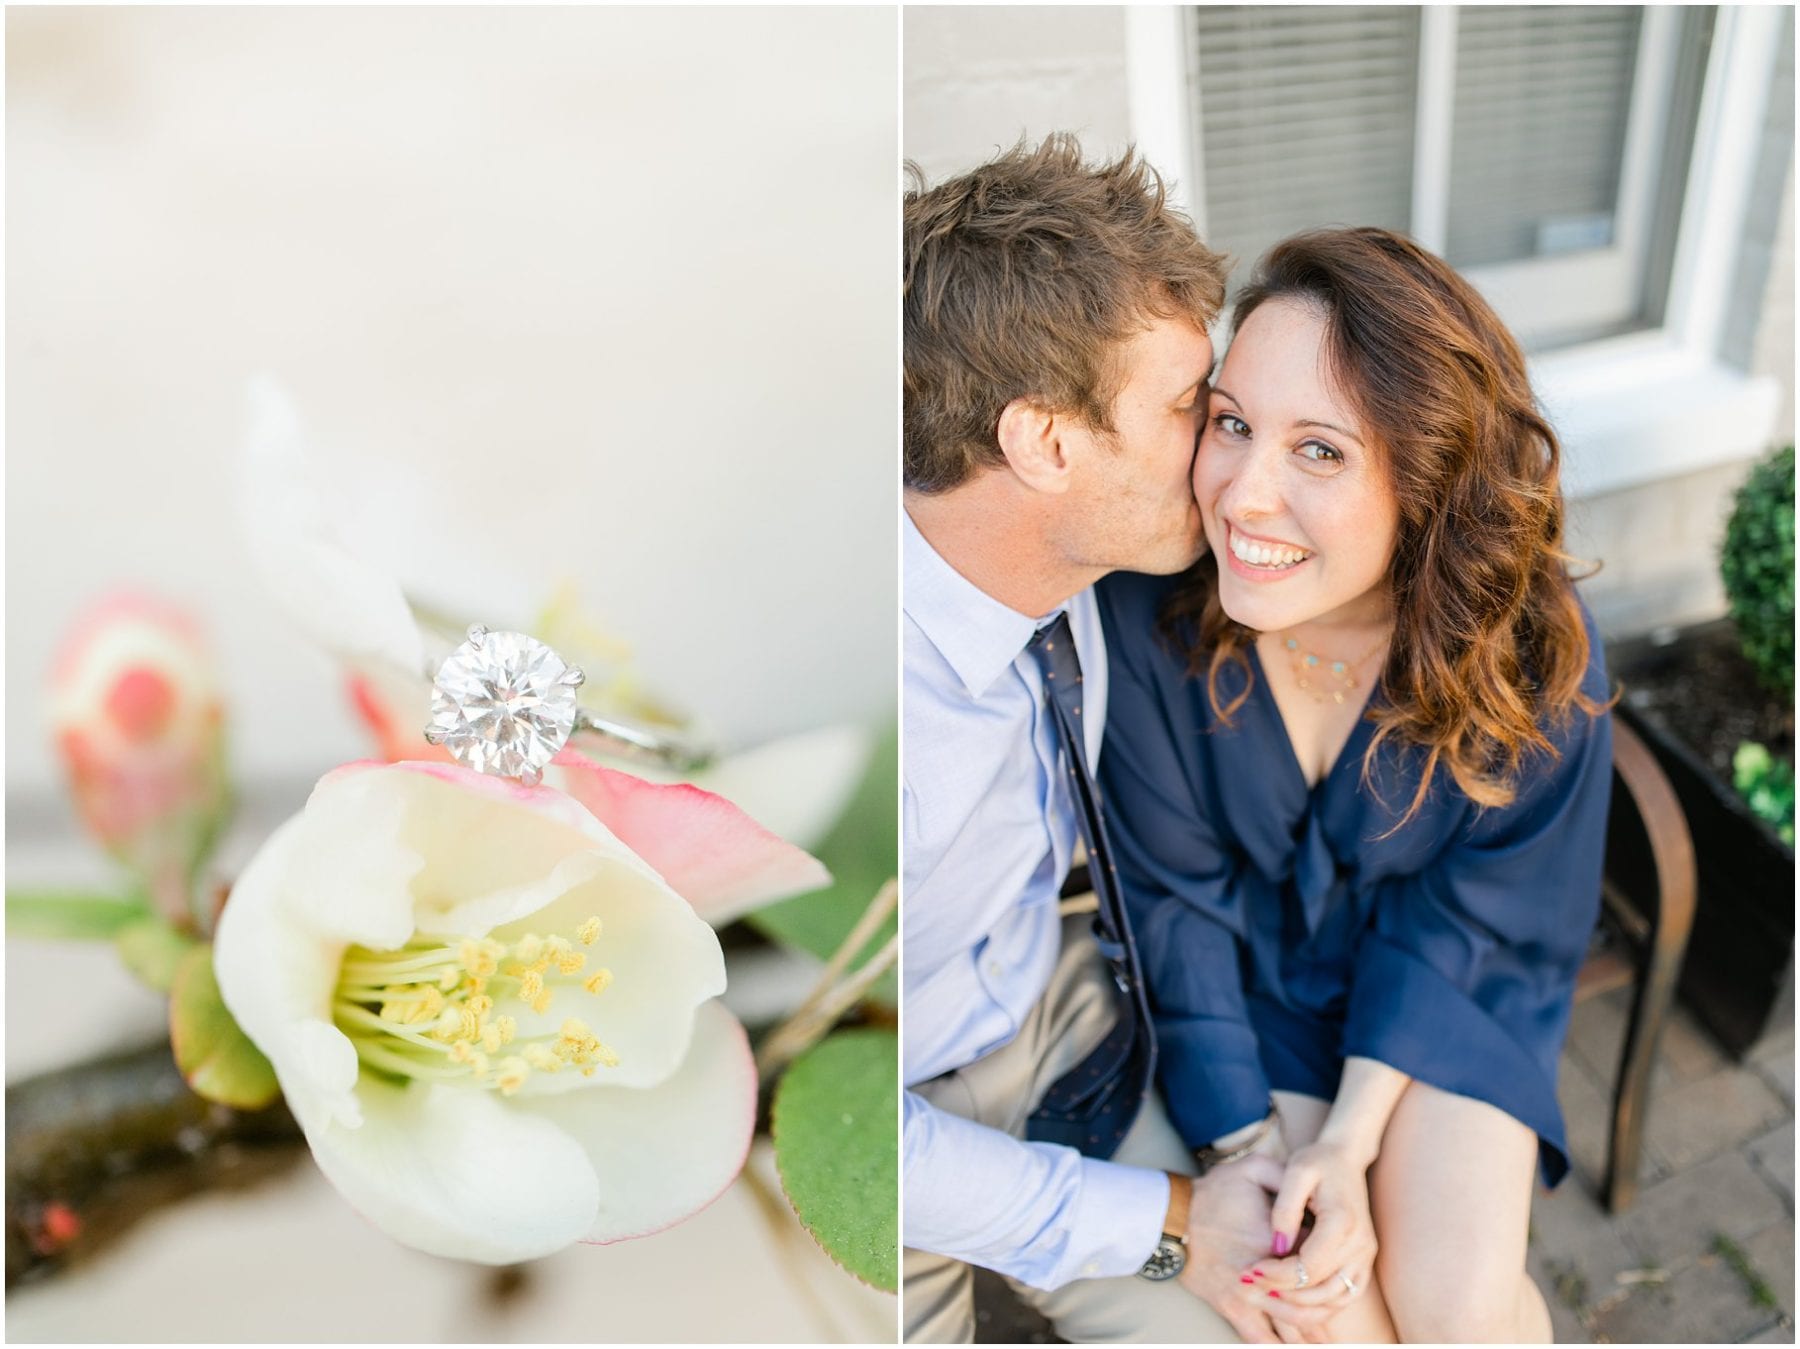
[428,630,581,781]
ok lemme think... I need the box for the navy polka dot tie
[1023,612,1156,1160]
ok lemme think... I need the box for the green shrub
[1733,742,1795,846]
[1720,443,1795,697]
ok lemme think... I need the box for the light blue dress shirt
[902,512,1168,1291]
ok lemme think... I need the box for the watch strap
[1163,1171,1193,1243]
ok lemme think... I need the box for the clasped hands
[1176,1139,1378,1344]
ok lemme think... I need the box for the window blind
[1190,6,1421,287]
[1445,7,1643,268]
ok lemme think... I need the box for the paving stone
[1527,1260,1594,1346]
[1566,988,1633,1086]
[1587,1250,1776,1344]
[1560,1055,1623,1191]
[1564,988,1704,1104]
[1748,1122,1796,1213]
[1742,1221,1796,1321]
[1740,1321,1796,1342]
[1753,1049,1796,1110]
[1749,1025,1796,1071]
[1615,1151,1790,1270]
[1530,1176,1646,1305]
[1644,1066,1791,1172]
[1658,1004,1734,1084]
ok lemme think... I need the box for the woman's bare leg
[1271,1090,1398,1344]
[1367,1080,1549,1343]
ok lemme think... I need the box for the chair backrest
[1601,714,1699,966]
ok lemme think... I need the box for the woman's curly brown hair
[1162,227,1606,828]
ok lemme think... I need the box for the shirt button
[1082,1261,1101,1277]
[986,960,1003,978]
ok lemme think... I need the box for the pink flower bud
[49,592,232,926]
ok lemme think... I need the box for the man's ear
[996,398,1074,494]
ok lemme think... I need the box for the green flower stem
[756,880,898,1081]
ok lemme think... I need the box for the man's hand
[1176,1153,1287,1343]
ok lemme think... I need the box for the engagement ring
[1340,1273,1358,1296]
[424,625,710,783]
[1293,1258,1309,1290]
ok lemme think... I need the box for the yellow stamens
[333,917,621,1095]
[495,1056,531,1096]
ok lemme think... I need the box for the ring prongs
[518,764,543,787]
[561,666,587,688]
[466,623,488,648]
[423,726,445,746]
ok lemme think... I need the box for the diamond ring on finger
[1292,1258,1309,1290]
[1339,1272,1357,1296]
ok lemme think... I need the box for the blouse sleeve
[1342,695,1613,1185]
[1097,577,1274,1148]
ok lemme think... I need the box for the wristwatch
[1137,1172,1192,1281]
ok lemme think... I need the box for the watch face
[1138,1236,1187,1282]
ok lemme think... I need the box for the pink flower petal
[346,666,451,765]
[550,751,830,923]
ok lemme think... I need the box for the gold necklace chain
[1278,628,1390,705]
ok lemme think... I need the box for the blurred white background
[8,5,898,801]
[6,7,897,1341]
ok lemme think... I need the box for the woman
[1096,227,1612,1343]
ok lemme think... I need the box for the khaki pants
[904,918,1239,1344]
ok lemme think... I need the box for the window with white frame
[1186,5,1716,352]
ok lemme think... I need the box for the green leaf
[772,1028,899,1291]
[116,915,199,994]
[170,944,280,1110]
[748,723,898,1004]
[7,891,150,941]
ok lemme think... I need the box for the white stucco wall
[905,6,1131,182]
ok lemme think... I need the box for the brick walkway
[969,988,1795,1343]
[1536,988,1793,1344]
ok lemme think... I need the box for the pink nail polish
[1272,1233,1290,1255]
[1240,1276,1255,1285]
[1252,1269,1266,1278]
[1269,1290,1282,1300]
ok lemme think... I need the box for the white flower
[214,755,828,1263]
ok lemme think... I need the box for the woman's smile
[1222,521,1314,581]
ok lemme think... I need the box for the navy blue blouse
[1095,571,1613,1186]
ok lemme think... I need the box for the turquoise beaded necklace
[1278,629,1390,706]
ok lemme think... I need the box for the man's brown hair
[904,135,1229,492]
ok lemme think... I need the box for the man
[902,136,1290,1343]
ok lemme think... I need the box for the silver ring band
[1340,1272,1357,1296]
[572,707,712,771]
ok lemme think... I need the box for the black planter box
[1611,694,1795,1057]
